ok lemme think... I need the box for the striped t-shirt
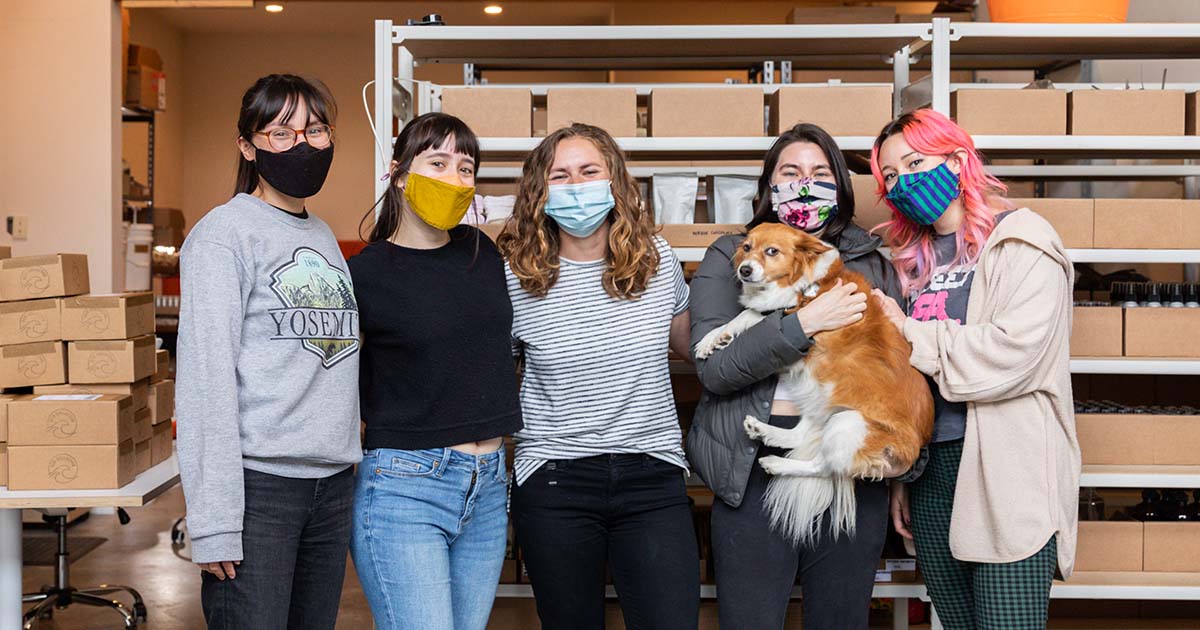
[508,236,690,485]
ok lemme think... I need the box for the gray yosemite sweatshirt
[177,193,361,564]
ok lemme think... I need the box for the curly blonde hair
[497,124,660,300]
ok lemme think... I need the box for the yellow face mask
[403,172,476,231]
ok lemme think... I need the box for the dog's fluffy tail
[761,423,858,547]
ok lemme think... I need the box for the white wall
[0,0,122,292]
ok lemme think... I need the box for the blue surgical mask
[544,179,615,238]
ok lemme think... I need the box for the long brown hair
[497,124,659,300]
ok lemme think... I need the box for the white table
[0,453,180,629]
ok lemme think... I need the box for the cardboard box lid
[0,254,86,270]
[2,341,63,359]
[72,334,155,352]
[0,298,60,314]
[16,393,133,409]
[63,293,154,309]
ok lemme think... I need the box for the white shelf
[673,247,708,263]
[1070,358,1200,375]
[992,165,1200,180]
[1055,572,1200,601]
[1067,249,1200,264]
[1081,465,1200,488]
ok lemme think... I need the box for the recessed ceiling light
[484,4,503,15]
[265,3,284,13]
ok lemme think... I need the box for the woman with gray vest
[687,123,910,629]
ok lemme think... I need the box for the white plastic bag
[652,173,699,224]
[708,175,758,224]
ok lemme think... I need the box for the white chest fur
[778,360,834,423]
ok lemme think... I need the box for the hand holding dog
[872,289,908,333]
[795,279,867,335]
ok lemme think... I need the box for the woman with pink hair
[870,109,1080,629]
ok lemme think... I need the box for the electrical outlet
[7,216,28,240]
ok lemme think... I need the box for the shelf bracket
[780,60,792,85]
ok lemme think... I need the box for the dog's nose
[738,265,753,278]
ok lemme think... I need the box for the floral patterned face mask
[771,178,838,233]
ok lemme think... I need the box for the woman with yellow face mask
[348,112,523,630]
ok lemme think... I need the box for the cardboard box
[1125,308,1200,358]
[789,6,896,23]
[132,406,151,444]
[154,349,169,383]
[1094,199,1200,249]
[0,342,67,388]
[0,247,10,260]
[441,88,532,137]
[1069,90,1186,136]
[648,88,764,137]
[1076,521,1144,572]
[1144,522,1200,572]
[7,441,136,491]
[149,379,174,426]
[897,12,973,23]
[34,379,150,414]
[1011,198,1094,249]
[61,293,154,341]
[1069,306,1123,357]
[883,558,918,582]
[153,208,186,248]
[1078,413,1200,465]
[125,65,166,112]
[0,444,6,487]
[135,439,151,475]
[0,254,89,302]
[8,394,134,446]
[951,89,1067,136]
[151,420,172,466]
[127,44,162,71]
[0,395,14,443]
[547,88,638,137]
[770,86,893,137]
[851,174,892,232]
[0,298,62,346]
[68,335,156,384]
[657,224,744,248]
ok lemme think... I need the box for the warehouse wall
[125,9,186,213]
[0,0,122,292]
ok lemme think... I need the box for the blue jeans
[350,447,508,630]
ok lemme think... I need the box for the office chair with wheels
[21,508,147,629]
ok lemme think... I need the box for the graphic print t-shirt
[905,212,1010,443]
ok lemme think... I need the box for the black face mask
[253,142,334,199]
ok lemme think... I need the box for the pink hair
[868,109,1008,295]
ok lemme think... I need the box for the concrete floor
[18,485,1200,629]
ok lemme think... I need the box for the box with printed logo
[547,88,638,138]
[7,441,136,490]
[153,349,170,383]
[1012,198,1094,249]
[34,379,150,413]
[0,298,62,346]
[67,335,155,384]
[8,394,134,446]
[134,439,151,474]
[151,420,173,466]
[770,86,893,137]
[61,293,154,341]
[0,254,89,302]
[149,379,174,425]
[441,88,532,137]
[1069,306,1122,357]
[0,341,67,388]
[649,88,764,137]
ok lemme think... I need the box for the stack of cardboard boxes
[0,252,173,491]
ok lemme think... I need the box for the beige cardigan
[902,208,1081,578]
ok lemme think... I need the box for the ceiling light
[484,4,503,15]
[265,3,283,13]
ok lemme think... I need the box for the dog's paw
[694,330,733,359]
[758,455,791,476]
[743,416,768,441]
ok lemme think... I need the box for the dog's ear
[789,232,832,283]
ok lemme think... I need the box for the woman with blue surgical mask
[495,124,699,630]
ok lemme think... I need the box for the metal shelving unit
[375,20,1200,629]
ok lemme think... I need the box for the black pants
[201,466,355,630]
[512,454,701,630]
[711,415,889,630]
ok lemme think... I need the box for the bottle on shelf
[1079,488,1105,521]
[1161,489,1191,521]
[1123,282,1142,309]
[1187,283,1200,309]
[1145,283,1163,308]
[1129,489,1161,521]
[1169,283,1186,308]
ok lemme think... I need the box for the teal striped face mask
[886,161,961,226]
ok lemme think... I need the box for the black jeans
[201,466,355,630]
[711,415,889,630]
[512,454,700,630]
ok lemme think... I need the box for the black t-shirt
[349,226,523,450]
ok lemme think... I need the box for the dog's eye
[742,244,751,252]
[765,247,780,257]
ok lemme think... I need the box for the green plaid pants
[909,439,1058,630]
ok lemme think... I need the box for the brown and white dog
[695,223,933,545]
